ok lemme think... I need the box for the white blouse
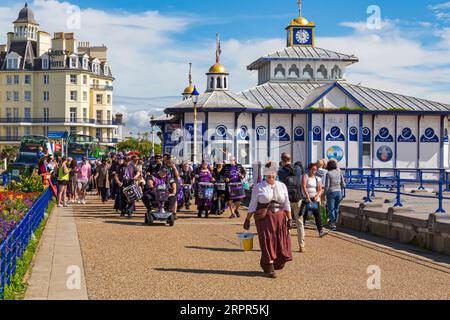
[248,180,291,213]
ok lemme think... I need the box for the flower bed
[0,192,42,243]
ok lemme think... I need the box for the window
[24,127,31,135]
[6,92,12,101]
[14,91,19,101]
[96,94,103,104]
[6,108,12,121]
[363,144,371,167]
[70,56,78,69]
[7,58,19,69]
[70,91,78,101]
[6,127,11,138]
[13,108,19,121]
[83,75,87,85]
[43,126,49,136]
[43,74,49,85]
[43,91,50,101]
[107,111,111,122]
[24,107,31,121]
[107,95,111,104]
[83,108,87,121]
[70,75,77,84]
[96,110,103,123]
[104,64,109,76]
[24,75,31,85]
[24,91,31,101]
[96,128,102,139]
[42,58,49,70]
[13,127,19,138]
[83,91,88,102]
[83,58,88,70]
[70,108,77,122]
[70,126,77,135]
[14,75,20,84]
[43,108,49,121]
[6,76,13,85]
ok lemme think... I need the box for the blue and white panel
[347,114,359,168]
[237,113,252,166]
[397,115,418,179]
[293,114,307,165]
[324,114,346,167]
[206,112,235,164]
[445,118,449,169]
[255,113,268,165]
[270,114,292,165]
[419,116,440,171]
[373,115,395,169]
[311,113,324,163]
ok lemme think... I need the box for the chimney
[7,32,14,49]
[64,33,77,53]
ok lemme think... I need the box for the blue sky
[1,0,450,133]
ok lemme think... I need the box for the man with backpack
[278,153,306,253]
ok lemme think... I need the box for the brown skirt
[255,209,293,271]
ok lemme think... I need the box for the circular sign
[363,127,370,136]
[313,127,322,135]
[326,146,344,162]
[330,126,341,139]
[294,126,304,137]
[256,126,266,137]
[216,125,227,137]
[239,126,248,139]
[376,145,393,162]
[275,126,286,138]
[379,127,390,139]
[424,128,435,139]
[349,127,358,136]
[401,128,412,139]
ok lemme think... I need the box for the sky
[1,0,450,134]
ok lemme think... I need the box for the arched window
[317,65,328,79]
[288,64,300,78]
[274,64,286,78]
[331,65,342,79]
[303,64,313,79]
[210,77,214,89]
[224,77,227,89]
[217,77,222,89]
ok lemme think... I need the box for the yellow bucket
[237,233,255,251]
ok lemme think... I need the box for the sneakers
[229,213,237,219]
[57,204,62,208]
[77,200,81,204]
[234,209,241,218]
[331,224,337,232]
[299,245,306,253]
[319,229,328,238]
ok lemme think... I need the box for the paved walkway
[25,205,88,300]
[68,196,450,300]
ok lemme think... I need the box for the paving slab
[25,206,88,300]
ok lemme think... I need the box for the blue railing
[343,168,449,214]
[0,188,53,300]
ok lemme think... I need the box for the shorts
[58,180,68,186]
[78,181,89,191]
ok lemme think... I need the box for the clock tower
[286,0,315,47]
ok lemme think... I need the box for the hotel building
[0,3,117,148]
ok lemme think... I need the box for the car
[8,152,40,181]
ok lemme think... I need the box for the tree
[116,137,161,157]
[1,146,19,164]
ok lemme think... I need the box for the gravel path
[73,196,450,300]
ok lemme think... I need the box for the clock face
[295,29,311,44]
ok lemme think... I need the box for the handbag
[306,201,319,211]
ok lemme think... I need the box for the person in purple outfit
[193,161,215,218]
[222,157,247,218]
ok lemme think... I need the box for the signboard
[420,128,439,143]
[326,126,345,142]
[376,145,393,162]
[397,128,416,143]
[326,146,344,162]
[375,127,393,143]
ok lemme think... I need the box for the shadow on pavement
[154,268,264,278]
[185,245,251,253]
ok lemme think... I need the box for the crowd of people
[37,149,346,278]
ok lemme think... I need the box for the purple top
[229,165,240,183]
[198,170,213,183]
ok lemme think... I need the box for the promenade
[24,194,450,300]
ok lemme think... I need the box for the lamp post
[150,115,155,158]
[191,86,200,165]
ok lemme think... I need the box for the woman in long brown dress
[244,161,293,278]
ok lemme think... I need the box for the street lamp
[150,115,155,158]
[191,86,200,165]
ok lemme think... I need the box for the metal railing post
[445,170,450,192]
[365,176,372,203]
[371,169,376,197]
[436,169,446,214]
[394,169,403,207]
[418,170,425,190]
